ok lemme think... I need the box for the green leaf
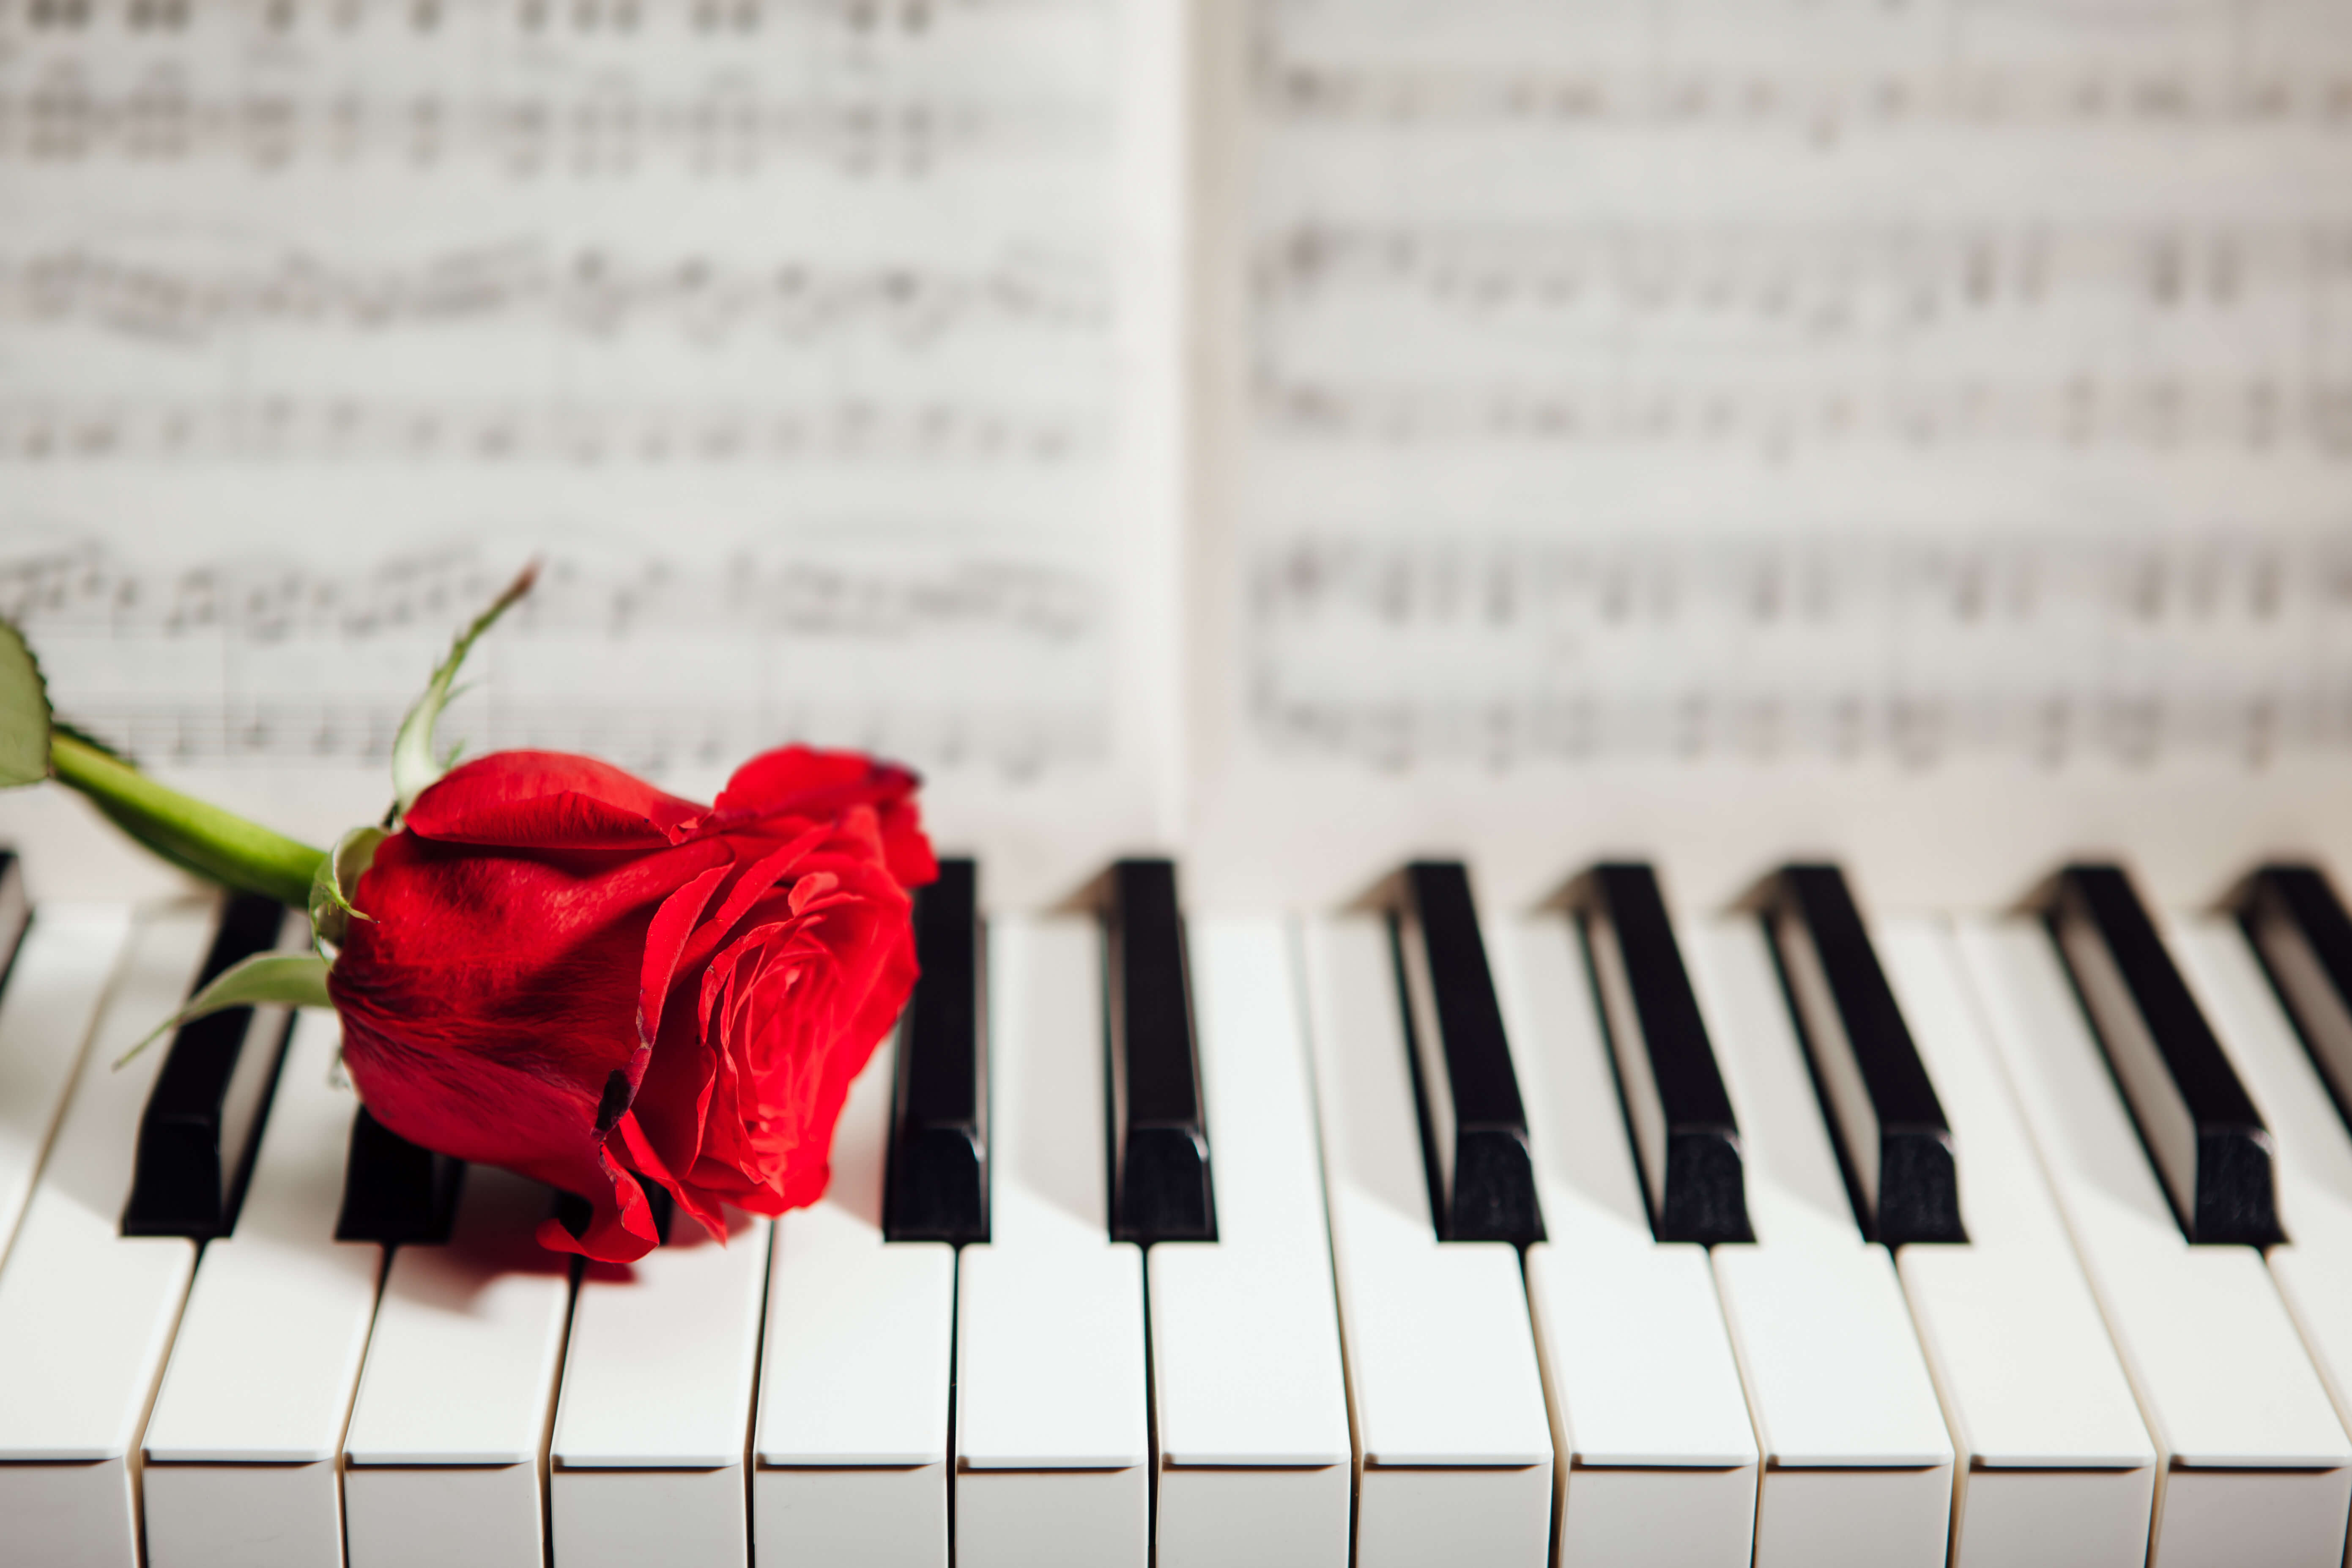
[308,824,386,954]
[392,563,538,819]
[114,951,332,1069]
[0,619,52,789]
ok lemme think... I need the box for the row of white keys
[1147,919,1350,1568]
[1492,912,1760,1567]
[0,904,213,1567]
[1678,919,1956,1568]
[2167,910,2352,1517]
[754,1031,956,1566]
[1300,916,1553,1567]
[142,1010,383,1568]
[1955,917,2352,1565]
[952,915,1148,1567]
[340,1163,576,1568]
[1873,922,2158,1567]
[551,1205,769,1567]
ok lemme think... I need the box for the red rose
[327,744,937,1263]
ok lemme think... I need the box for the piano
[4,843,2352,1566]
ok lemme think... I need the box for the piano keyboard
[7,852,2352,1566]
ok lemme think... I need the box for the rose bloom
[328,745,936,1262]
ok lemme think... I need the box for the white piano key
[2169,916,2352,1506]
[1681,919,1955,1568]
[549,1203,769,1568]
[1300,916,1553,1568]
[1147,918,1351,1568]
[1874,921,2157,1568]
[342,1164,576,1568]
[1958,918,2352,1568]
[141,1010,383,1568]
[1492,914,1759,1568]
[753,1029,955,1568]
[0,904,133,1263]
[0,905,211,1568]
[953,915,1147,1568]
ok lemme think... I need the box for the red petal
[671,831,828,977]
[706,747,918,832]
[534,1143,665,1262]
[627,862,730,1113]
[406,752,707,848]
[615,1111,727,1242]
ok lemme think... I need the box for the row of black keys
[105,853,2352,1256]
[106,857,1217,1249]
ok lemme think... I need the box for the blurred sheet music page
[4,0,2351,911]
[1190,0,2352,909]
[0,0,1183,904]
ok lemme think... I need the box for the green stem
[50,732,326,909]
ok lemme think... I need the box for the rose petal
[406,751,706,848]
[624,862,731,1126]
[671,829,830,977]
[534,1142,665,1262]
[615,1110,727,1242]
[709,746,915,826]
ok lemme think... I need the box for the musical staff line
[0,79,1100,173]
[0,243,1109,344]
[1246,529,2352,772]
[1254,0,2352,137]
[1252,373,2352,455]
[1257,219,2352,326]
[6,0,1085,38]
[0,395,1101,462]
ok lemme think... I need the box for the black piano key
[1392,861,1544,1245]
[1105,858,1216,1245]
[1764,864,1965,1246]
[122,892,296,1239]
[335,1107,464,1245]
[2046,862,2280,1247]
[0,850,33,993]
[550,1178,672,1248]
[1574,863,1753,1245]
[884,857,990,1245]
[2234,864,2352,1144]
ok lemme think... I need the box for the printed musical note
[0,244,1108,344]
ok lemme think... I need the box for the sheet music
[3,0,2351,908]
[1185,0,2352,907]
[0,0,1183,900]
[1213,0,2352,769]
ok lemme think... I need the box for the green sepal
[392,563,537,819]
[115,951,332,1069]
[309,825,386,955]
[0,619,52,789]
